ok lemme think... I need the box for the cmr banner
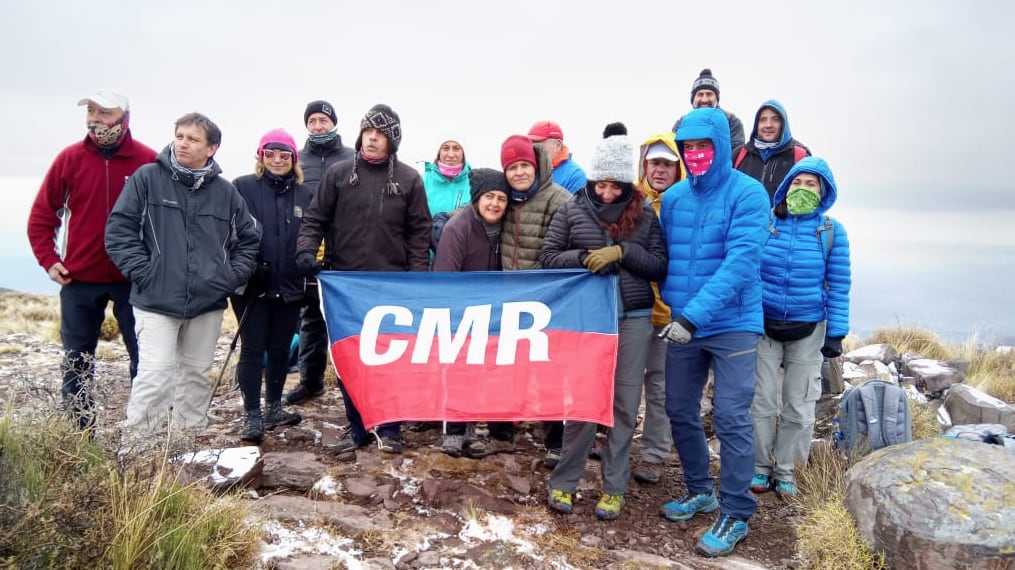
[318,269,619,430]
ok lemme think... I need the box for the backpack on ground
[838,380,912,453]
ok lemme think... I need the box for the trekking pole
[208,301,253,409]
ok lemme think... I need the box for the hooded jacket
[672,108,745,153]
[423,161,473,216]
[500,145,572,270]
[105,145,261,319]
[297,154,432,271]
[762,157,851,338]
[735,100,811,203]
[638,134,687,327]
[28,131,157,283]
[233,172,313,303]
[539,187,667,313]
[659,108,770,337]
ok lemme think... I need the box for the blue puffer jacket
[762,157,851,338]
[659,108,770,337]
[552,155,587,194]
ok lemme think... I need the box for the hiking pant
[640,329,673,464]
[337,378,400,445]
[551,316,652,495]
[752,322,825,482]
[297,283,329,393]
[125,308,223,433]
[231,295,302,412]
[666,332,759,521]
[59,281,138,428]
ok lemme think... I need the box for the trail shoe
[376,436,403,454]
[774,480,798,498]
[695,514,749,557]
[547,488,573,514]
[595,493,625,520]
[264,401,302,430]
[441,434,464,457]
[464,437,516,458]
[750,473,772,494]
[543,448,562,469]
[328,433,363,455]
[239,410,264,443]
[285,384,325,405]
[632,460,663,484]
[661,489,719,522]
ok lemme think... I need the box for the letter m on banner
[317,270,619,430]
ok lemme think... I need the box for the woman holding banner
[540,123,667,520]
[433,167,512,458]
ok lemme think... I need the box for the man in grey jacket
[672,68,745,153]
[106,112,261,435]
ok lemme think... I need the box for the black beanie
[469,167,509,204]
[690,68,721,105]
[356,103,402,153]
[304,100,338,126]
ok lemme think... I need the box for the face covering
[437,162,464,177]
[308,129,338,145]
[88,113,130,148]
[684,147,715,176]
[786,187,821,215]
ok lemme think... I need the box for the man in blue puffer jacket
[656,107,770,558]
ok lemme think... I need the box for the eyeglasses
[262,149,293,161]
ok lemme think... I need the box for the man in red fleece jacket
[27,90,156,431]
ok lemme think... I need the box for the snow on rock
[174,446,263,490]
[259,520,359,566]
[311,475,340,498]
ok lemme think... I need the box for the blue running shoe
[695,514,749,557]
[774,479,798,498]
[750,473,772,494]
[660,489,719,522]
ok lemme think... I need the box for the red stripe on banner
[330,330,618,429]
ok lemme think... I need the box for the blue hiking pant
[665,332,759,520]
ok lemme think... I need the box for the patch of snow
[459,514,540,558]
[260,520,359,566]
[312,475,340,497]
[908,358,954,375]
[937,405,953,427]
[174,446,261,485]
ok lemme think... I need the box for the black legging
[231,295,302,412]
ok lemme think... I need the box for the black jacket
[299,136,354,193]
[735,140,811,204]
[540,190,667,313]
[233,172,313,303]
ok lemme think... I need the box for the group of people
[27,66,851,559]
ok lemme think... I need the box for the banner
[318,270,618,429]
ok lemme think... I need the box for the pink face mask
[684,147,715,176]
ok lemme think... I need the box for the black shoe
[240,410,264,443]
[264,402,302,430]
[285,384,325,405]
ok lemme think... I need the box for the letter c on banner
[360,305,413,365]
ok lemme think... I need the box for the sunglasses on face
[262,149,293,161]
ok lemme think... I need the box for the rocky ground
[0,323,824,570]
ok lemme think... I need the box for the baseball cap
[644,141,679,162]
[77,90,130,112]
[527,120,564,142]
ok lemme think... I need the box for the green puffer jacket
[500,145,571,270]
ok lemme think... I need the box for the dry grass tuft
[531,522,606,568]
[865,327,949,360]
[910,401,942,440]
[962,347,1015,403]
[99,312,120,341]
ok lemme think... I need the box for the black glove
[821,336,844,358]
[295,250,321,277]
[247,261,271,296]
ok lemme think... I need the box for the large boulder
[845,344,897,364]
[944,383,1015,431]
[905,358,964,392]
[844,437,1015,570]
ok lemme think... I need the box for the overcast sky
[2,0,1013,337]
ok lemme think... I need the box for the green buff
[786,187,820,215]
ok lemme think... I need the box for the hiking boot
[695,514,749,557]
[543,448,562,469]
[661,489,719,522]
[285,384,325,405]
[239,409,264,443]
[750,473,772,494]
[774,479,798,499]
[375,436,403,454]
[595,493,625,520]
[441,434,464,457]
[263,402,302,430]
[328,433,363,455]
[464,437,516,458]
[547,488,573,514]
[632,460,663,484]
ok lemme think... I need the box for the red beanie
[500,134,537,170]
[257,128,298,164]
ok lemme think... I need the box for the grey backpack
[839,380,912,452]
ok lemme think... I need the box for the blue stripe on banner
[318,269,618,341]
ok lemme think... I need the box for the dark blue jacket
[659,108,770,337]
[233,172,313,303]
[762,157,851,338]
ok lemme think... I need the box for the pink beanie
[257,128,298,164]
